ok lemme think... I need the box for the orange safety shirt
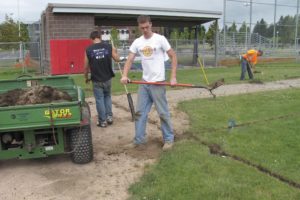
[242,49,258,64]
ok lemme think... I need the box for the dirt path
[1,79,300,200]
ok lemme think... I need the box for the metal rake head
[207,78,225,98]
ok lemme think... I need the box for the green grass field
[129,89,300,200]
[72,61,300,96]
[1,62,299,97]
[0,67,36,79]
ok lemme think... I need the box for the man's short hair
[258,50,263,56]
[90,30,101,40]
[137,15,151,24]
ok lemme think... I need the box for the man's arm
[247,51,258,71]
[120,52,136,84]
[112,47,121,62]
[167,48,177,85]
[84,53,90,83]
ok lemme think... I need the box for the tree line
[164,14,299,46]
[3,12,297,47]
[223,14,300,44]
[167,22,219,47]
[0,15,29,43]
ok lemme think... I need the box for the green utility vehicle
[0,76,93,164]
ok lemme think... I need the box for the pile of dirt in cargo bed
[0,86,72,107]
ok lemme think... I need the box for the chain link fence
[113,34,299,69]
[218,32,299,65]
[0,42,41,72]
[113,38,216,69]
[1,33,297,74]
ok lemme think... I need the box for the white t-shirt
[129,33,171,82]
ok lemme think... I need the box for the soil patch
[0,86,72,107]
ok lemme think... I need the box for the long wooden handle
[128,80,194,87]
[128,79,224,100]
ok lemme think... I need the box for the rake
[128,78,225,98]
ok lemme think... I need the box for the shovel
[111,39,135,121]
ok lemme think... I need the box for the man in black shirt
[84,30,120,127]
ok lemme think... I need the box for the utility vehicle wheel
[69,125,93,164]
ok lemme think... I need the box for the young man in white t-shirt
[121,15,177,151]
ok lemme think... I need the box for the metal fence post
[273,0,277,48]
[193,25,199,64]
[215,20,219,67]
[223,0,227,48]
[295,0,299,51]
[202,38,206,67]
[37,41,42,74]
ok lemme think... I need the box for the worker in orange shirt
[240,49,263,80]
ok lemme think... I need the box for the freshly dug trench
[0,86,72,107]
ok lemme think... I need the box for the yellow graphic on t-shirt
[141,46,153,57]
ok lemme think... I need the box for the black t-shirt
[86,42,115,82]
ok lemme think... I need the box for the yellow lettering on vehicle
[44,108,72,119]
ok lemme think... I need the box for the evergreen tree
[110,27,120,47]
[238,22,249,43]
[253,19,268,37]
[227,22,237,33]
[239,22,249,33]
[179,27,190,40]
[170,28,180,40]
[266,24,275,38]
[206,21,219,47]
[277,15,294,44]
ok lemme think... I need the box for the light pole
[17,0,25,73]
[223,0,226,48]
[276,31,279,48]
[273,0,277,48]
[245,21,248,50]
[244,2,251,49]
[18,0,22,65]
[296,0,299,50]
[249,0,252,47]
[18,0,20,38]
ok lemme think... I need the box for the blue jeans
[134,84,174,144]
[240,59,254,80]
[92,79,113,122]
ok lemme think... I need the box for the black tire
[69,125,93,164]
[81,102,91,123]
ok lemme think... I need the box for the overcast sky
[0,0,298,27]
